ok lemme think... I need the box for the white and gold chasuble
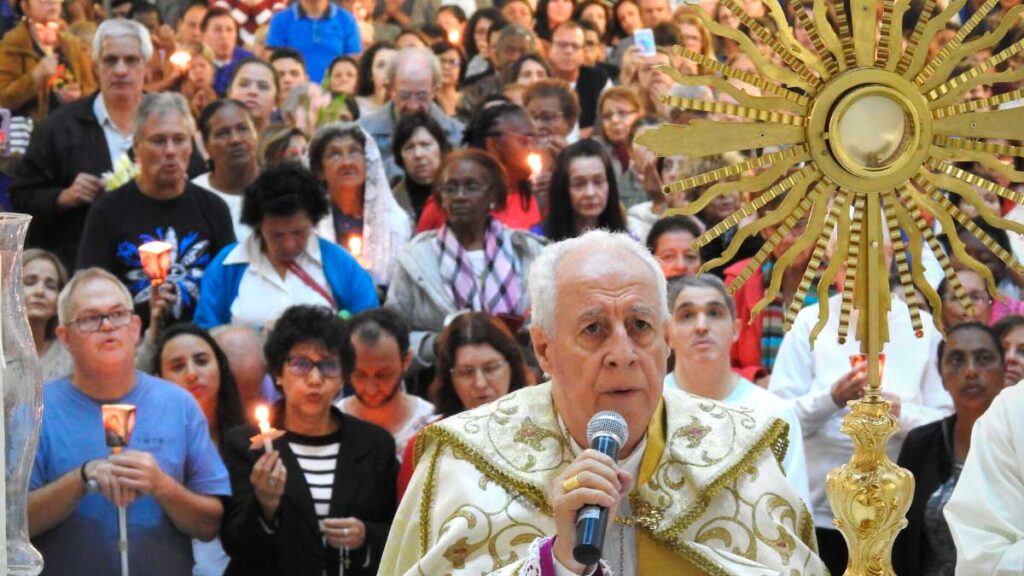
[380,383,824,575]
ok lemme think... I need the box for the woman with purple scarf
[385,149,548,374]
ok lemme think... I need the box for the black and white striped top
[287,431,341,520]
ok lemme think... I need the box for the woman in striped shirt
[221,304,399,576]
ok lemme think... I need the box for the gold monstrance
[637,0,1024,573]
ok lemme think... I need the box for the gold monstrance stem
[826,194,914,575]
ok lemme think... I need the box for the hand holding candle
[102,404,135,576]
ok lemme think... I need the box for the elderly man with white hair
[380,230,824,575]
[76,92,235,328]
[359,46,465,180]
[10,19,206,273]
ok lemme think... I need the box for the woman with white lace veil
[309,122,412,287]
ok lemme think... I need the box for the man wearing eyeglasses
[548,21,610,135]
[359,46,465,181]
[335,308,435,459]
[27,268,231,575]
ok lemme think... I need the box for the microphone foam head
[586,411,628,446]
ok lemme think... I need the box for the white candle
[255,405,273,453]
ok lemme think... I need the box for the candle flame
[347,236,363,257]
[527,153,542,175]
[448,29,461,44]
[169,51,192,69]
[255,405,269,423]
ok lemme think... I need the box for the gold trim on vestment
[412,382,819,574]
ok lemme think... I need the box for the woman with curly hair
[222,304,398,576]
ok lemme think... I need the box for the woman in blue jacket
[194,162,378,330]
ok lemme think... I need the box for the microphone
[573,411,629,566]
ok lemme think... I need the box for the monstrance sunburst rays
[635,0,1024,572]
[638,0,1024,365]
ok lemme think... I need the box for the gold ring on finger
[562,474,581,492]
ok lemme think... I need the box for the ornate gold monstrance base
[636,0,1024,573]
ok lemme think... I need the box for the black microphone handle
[572,434,622,566]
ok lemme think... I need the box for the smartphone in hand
[634,28,656,57]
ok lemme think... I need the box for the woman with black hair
[646,215,705,279]
[194,162,379,330]
[225,57,279,134]
[386,149,547,374]
[325,55,359,96]
[154,323,246,447]
[608,0,642,47]
[392,112,451,222]
[193,99,259,241]
[463,7,502,78]
[575,0,611,43]
[501,53,552,87]
[419,103,545,232]
[354,41,395,116]
[893,322,1006,576]
[154,322,247,576]
[534,0,574,41]
[222,305,398,576]
[540,139,627,241]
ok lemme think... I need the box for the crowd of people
[3,0,1024,572]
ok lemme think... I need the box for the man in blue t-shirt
[29,268,230,576]
[265,0,361,82]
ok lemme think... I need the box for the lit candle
[169,51,192,70]
[138,241,173,286]
[527,153,543,181]
[255,405,274,452]
[347,235,371,269]
[448,29,461,44]
[347,235,362,258]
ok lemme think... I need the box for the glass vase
[0,213,44,575]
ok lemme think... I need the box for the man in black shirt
[9,19,205,272]
[77,92,235,326]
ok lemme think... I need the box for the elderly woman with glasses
[386,149,547,374]
[221,304,398,576]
